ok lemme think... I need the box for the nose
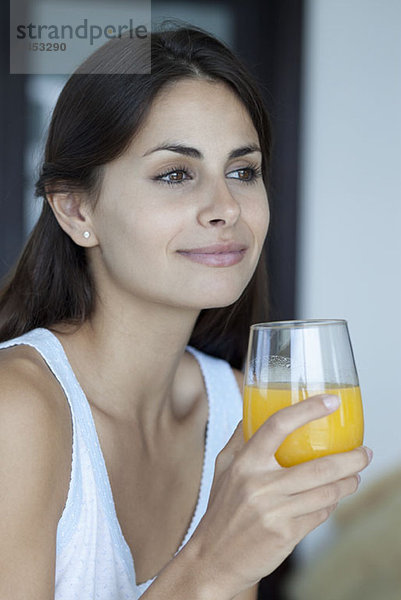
[197,178,241,228]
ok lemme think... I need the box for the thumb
[214,421,245,475]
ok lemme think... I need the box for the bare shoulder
[0,343,72,432]
[0,343,72,518]
[0,344,72,597]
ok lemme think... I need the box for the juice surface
[243,384,364,467]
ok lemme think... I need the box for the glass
[243,320,364,466]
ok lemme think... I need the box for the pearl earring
[83,231,91,239]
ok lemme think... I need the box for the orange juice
[243,384,364,467]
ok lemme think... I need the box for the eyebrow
[142,142,262,160]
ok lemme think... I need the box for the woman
[0,24,372,599]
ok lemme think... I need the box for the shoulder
[0,343,71,427]
[187,347,244,392]
[0,344,71,598]
[0,344,72,520]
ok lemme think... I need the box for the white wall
[296,0,401,561]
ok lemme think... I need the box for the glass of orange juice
[243,320,364,466]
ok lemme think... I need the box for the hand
[189,394,372,598]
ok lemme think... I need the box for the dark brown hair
[0,22,271,369]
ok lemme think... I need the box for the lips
[177,242,248,267]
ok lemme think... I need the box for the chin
[195,286,246,310]
[173,269,255,310]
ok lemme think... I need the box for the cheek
[261,200,270,239]
[98,204,182,266]
[244,193,270,243]
[133,207,186,256]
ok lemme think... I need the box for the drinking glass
[243,320,364,466]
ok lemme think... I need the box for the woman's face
[88,78,269,310]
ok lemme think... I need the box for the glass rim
[251,319,347,330]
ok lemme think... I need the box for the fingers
[285,474,360,517]
[276,446,372,495]
[243,393,341,461]
[293,504,338,540]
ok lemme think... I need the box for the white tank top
[0,328,242,599]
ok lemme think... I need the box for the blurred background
[1,0,400,598]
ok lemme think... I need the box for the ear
[47,192,99,247]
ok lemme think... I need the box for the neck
[51,297,201,428]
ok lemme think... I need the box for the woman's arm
[0,351,71,600]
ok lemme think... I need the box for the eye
[227,163,263,185]
[152,162,263,187]
[153,166,193,186]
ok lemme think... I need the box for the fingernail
[322,395,340,411]
[363,447,373,463]
[356,473,361,485]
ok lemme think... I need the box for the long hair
[0,22,271,369]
